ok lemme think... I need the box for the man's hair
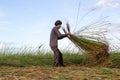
[55,20,62,26]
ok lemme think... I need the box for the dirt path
[0,65,120,80]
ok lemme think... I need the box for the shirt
[50,27,67,47]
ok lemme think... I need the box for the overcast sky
[0,0,120,50]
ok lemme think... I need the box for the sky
[0,0,120,50]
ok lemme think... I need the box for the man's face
[57,24,62,29]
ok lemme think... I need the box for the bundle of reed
[63,23,109,65]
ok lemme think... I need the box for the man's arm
[54,28,67,39]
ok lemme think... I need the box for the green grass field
[0,52,120,80]
[0,52,120,67]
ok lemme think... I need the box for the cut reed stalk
[63,23,109,65]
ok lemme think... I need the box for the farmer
[50,20,70,67]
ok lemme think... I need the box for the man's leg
[58,49,64,66]
[51,47,61,66]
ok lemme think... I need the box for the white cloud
[95,0,120,9]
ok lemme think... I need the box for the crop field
[0,52,120,80]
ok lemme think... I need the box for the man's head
[55,20,62,29]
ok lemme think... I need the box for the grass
[0,65,120,80]
[109,52,120,67]
[0,52,120,80]
[100,68,112,74]
[0,52,120,67]
[0,52,83,67]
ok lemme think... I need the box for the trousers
[51,47,63,65]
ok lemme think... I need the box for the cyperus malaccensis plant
[63,23,109,65]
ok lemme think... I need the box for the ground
[0,65,120,80]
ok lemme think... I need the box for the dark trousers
[51,47,63,65]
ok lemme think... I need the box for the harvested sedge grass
[63,23,109,65]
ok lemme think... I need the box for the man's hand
[67,32,71,35]
[66,32,71,37]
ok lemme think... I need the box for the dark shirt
[50,27,67,48]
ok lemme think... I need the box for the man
[50,20,70,67]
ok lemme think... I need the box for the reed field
[0,51,120,80]
[0,51,120,67]
[0,22,120,80]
